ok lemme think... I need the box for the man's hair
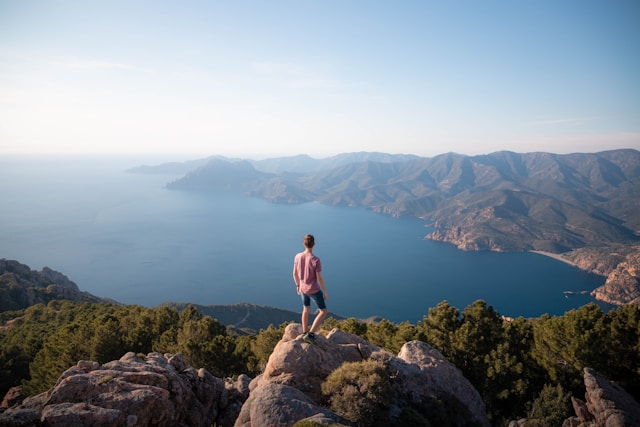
[304,234,315,248]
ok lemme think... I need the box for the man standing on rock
[293,234,328,345]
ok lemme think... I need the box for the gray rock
[396,340,491,427]
[235,382,347,427]
[561,368,640,427]
[0,387,23,409]
[0,352,246,427]
[0,407,40,427]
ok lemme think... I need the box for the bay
[0,156,608,323]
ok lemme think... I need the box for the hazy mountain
[166,158,274,191]
[127,156,222,174]
[167,149,639,252]
[130,151,421,175]
[251,151,422,174]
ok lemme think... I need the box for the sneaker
[303,332,316,345]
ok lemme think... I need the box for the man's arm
[316,271,328,300]
[293,265,301,294]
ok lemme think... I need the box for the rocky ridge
[0,259,114,312]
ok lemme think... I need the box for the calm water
[0,157,608,323]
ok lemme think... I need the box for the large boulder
[0,352,248,427]
[240,323,490,427]
[395,340,490,427]
[251,324,376,403]
[235,382,348,427]
[563,368,640,427]
[0,387,24,409]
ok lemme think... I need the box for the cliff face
[0,324,490,427]
[0,259,113,312]
[562,245,640,306]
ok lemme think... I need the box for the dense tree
[599,303,640,396]
[532,304,606,393]
[249,323,287,372]
[416,300,461,358]
[91,314,124,362]
[365,319,399,351]
[329,317,368,338]
[452,300,504,384]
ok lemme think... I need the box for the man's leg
[309,308,328,334]
[301,305,310,333]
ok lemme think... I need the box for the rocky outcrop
[0,259,114,312]
[0,352,249,427]
[590,250,640,306]
[238,324,490,427]
[559,245,640,306]
[0,387,23,410]
[1,325,490,427]
[563,368,640,427]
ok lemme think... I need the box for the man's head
[303,234,315,249]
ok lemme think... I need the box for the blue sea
[0,156,609,323]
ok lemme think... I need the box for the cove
[0,157,607,323]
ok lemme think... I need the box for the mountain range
[134,149,640,306]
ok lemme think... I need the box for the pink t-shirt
[294,252,322,294]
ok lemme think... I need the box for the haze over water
[0,157,608,323]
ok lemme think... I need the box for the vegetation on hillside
[1,300,638,426]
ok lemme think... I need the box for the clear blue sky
[1,0,638,159]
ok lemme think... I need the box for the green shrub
[526,383,572,426]
[321,359,392,427]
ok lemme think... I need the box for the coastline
[529,250,580,268]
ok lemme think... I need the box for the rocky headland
[562,245,640,306]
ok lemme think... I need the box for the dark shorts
[302,290,326,310]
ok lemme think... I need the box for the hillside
[0,259,317,332]
[160,302,345,334]
[131,151,420,175]
[163,150,640,251]
[0,259,115,312]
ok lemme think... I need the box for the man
[292,234,328,345]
